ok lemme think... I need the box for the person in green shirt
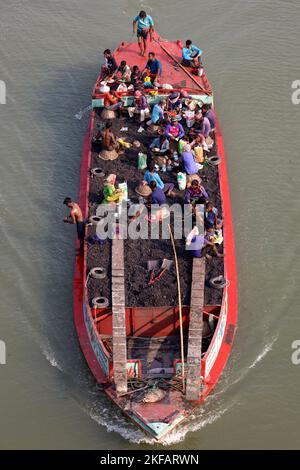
[102,174,123,204]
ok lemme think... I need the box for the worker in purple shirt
[165,118,185,141]
[194,112,211,138]
[149,180,167,205]
[201,104,216,129]
[181,144,202,174]
[185,179,208,204]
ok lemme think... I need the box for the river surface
[0,0,300,449]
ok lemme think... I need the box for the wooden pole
[168,224,186,394]
[153,38,211,95]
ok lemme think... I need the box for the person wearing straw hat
[135,180,152,199]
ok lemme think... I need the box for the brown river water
[0,0,300,449]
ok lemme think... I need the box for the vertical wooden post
[111,227,127,394]
[186,204,206,401]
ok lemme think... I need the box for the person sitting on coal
[205,201,222,229]
[100,122,119,151]
[143,51,162,84]
[193,111,211,138]
[185,226,223,260]
[149,133,170,155]
[147,99,167,126]
[184,179,208,205]
[101,174,124,205]
[201,103,216,130]
[131,65,143,88]
[144,162,175,196]
[100,49,118,80]
[101,85,123,118]
[165,117,185,142]
[181,144,203,174]
[149,180,167,205]
[166,91,183,114]
[114,60,132,83]
[128,90,150,131]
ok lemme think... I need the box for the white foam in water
[249,335,278,369]
[81,394,235,445]
[75,104,92,120]
[42,345,63,372]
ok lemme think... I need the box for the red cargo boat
[73,31,237,440]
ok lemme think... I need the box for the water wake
[75,104,92,120]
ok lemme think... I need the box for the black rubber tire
[91,167,105,178]
[89,267,107,280]
[209,275,228,289]
[92,297,109,308]
[208,155,221,166]
[89,215,102,226]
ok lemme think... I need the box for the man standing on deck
[182,40,202,71]
[63,198,85,252]
[132,10,154,57]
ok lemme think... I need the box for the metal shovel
[148,259,173,285]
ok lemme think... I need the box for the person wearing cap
[143,52,162,82]
[184,179,208,204]
[165,118,185,141]
[144,162,174,195]
[181,144,203,174]
[128,90,150,127]
[167,92,182,113]
[133,10,154,56]
[182,40,202,68]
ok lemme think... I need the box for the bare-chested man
[63,197,85,251]
[100,121,119,151]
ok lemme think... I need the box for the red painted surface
[93,31,212,98]
[73,34,238,438]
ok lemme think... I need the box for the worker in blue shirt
[182,40,202,69]
[143,52,162,83]
[133,10,154,56]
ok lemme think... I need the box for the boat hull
[73,35,237,440]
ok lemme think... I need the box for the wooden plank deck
[111,227,127,394]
